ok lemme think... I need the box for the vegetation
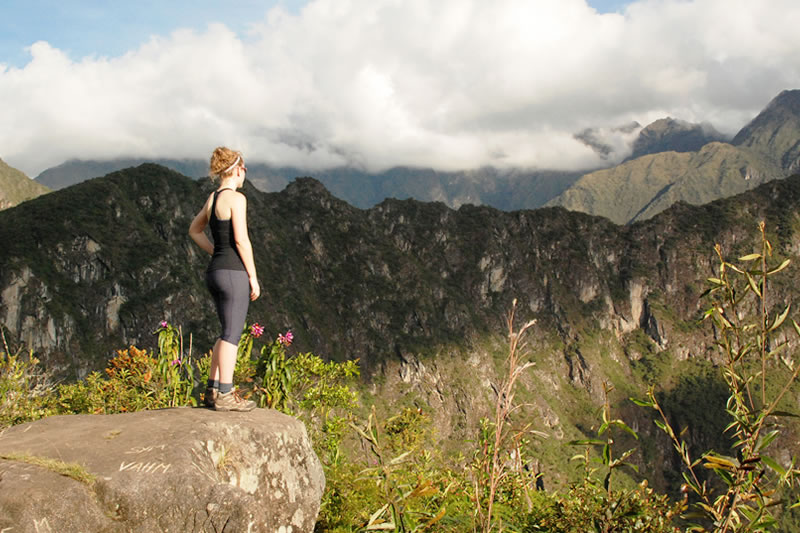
[636,222,800,531]
[0,157,49,209]
[0,452,96,485]
[3,225,800,531]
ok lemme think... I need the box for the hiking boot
[203,387,218,408]
[214,389,256,412]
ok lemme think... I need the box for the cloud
[2,0,800,177]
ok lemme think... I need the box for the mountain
[626,117,728,160]
[4,163,800,495]
[0,158,50,210]
[2,163,799,376]
[547,142,780,224]
[36,158,210,189]
[547,90,800,223]
[36,159,583,211]
[733,89,800,173]
[33,91,798,221]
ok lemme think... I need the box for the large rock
[0,407,325,532]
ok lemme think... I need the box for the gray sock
[219,382,233,394]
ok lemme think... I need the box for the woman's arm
[189,195,214,255]
[230,193,260,300]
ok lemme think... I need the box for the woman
[189,146,260,411]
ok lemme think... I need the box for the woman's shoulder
[218,188,246,198]
[217,189,246,210]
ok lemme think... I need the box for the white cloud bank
[2,0,800,177]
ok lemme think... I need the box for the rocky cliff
[2,162,800,380]
[0,408,324,532]
[4,164,800,493]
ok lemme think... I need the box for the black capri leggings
[205,269,250,345]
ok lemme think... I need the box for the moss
[1,452,96,485]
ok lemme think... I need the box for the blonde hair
[209,146,244,180]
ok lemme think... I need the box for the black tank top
[207,190,246,272]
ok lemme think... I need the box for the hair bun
[209,146,243,180]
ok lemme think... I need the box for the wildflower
[277,330,294,347]
[250,323,265,338]
[160,320,168,329]
[170,358,182,367]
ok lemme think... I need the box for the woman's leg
[210,339,222,382]
[216,338,238,386]
[207,270,254,411]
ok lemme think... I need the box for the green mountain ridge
[733,88,800,173]
[0,158,50,210]
[36,158,583,212]
[548,89,800,223]
[3,164,800,499]
[29,90,799,223]
[550,142,783,224]
[3,163,800,373]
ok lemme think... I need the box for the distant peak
[767,89,800,112]
[732,89,800,158]
[628,117,727,160]
[285,176,329,195]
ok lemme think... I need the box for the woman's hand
[249,277,261,301]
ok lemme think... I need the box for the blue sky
[1,1,630,69]
[1,0,799,176]
[0,1,304,68]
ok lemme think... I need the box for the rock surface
[0,408,325,533]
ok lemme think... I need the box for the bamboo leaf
[739,253,762,262]
[715,468,734,486]
[366,503,390,526]
[770,305,791,332]
[768,258,791,275]
[756,430,780,452]
[682,472,701,495]
[746,272,762,297]
[703,454,737,470]
[629,397,652,407]
[653,419,675,439]
[761,455,787,477]
[349,423,374,444]
[389,451,412,465]
[611,419,639,440]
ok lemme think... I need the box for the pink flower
[250,323,265,338]
[160,320,168,328]
[277,330,294,347]
[170,358,182,367]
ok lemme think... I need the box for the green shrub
[0,338,54,428]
